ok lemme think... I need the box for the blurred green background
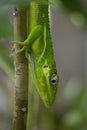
[0,0,87,130]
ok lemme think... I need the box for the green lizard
[17,0,59,107]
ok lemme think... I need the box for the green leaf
[0,6,13,38]
[0,42,13,68]
[0,56,14,81]
[63,110,84,127]
[0,42,14,80]
[0,0,32,6]
[57,0,87,26]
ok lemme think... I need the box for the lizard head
[43,64,58,87]
[36,60,59,107]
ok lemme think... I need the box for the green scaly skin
[18,1,59,107]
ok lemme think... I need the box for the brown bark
[12,8,28,130]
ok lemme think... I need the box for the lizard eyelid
[43,65,48,68]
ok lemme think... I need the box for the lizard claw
[16,46,25,54]
[12,41,24,45]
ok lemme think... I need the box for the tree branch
[12,7,28,130]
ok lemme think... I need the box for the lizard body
[18,1,59,106]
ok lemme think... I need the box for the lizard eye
[50,73,58,86]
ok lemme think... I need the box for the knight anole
[17,0,59,107]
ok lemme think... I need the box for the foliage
[0,0,87,37]
[0,42,14,80]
